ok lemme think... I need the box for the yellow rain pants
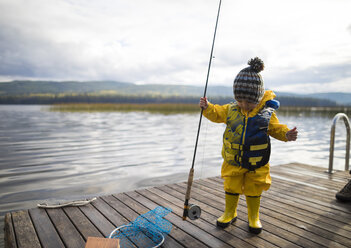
[222,161,271,196]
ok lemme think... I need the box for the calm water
[0,105,349,246]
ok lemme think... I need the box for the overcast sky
[0,0,350,93]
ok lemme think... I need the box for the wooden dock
[4,163,351,248]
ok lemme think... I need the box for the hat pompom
[248,57,264,73]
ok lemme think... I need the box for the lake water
[0,105,350,246]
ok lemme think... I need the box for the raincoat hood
[243,90,276,117]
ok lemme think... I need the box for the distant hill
[0,80,225,96]
[0,80,349,106]
[305,93,351,106]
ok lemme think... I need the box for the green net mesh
[109,206,172,248]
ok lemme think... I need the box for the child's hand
[199,97,208,110]
[286,127,298,141]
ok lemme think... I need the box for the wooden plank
[271,174,336,194]
[267,177,339,204]
[29,208,65,248]
[46,208,85,248]
[273,165,348,184]
[186,180,349,248]
[90,197,139,248]
[257,202,351,247]
[146,187,255,248]
[206,176,351,242]
[200,178,351,228]
[209,176,351,214]
[100,194,170,248]
[271,164,350,189]
[4,213,17,248]
[268,176,351,213]
[124,190,210,248]
[174,181,322,248]
[270,169,341,191]
[167,182,320,248]
[263,190,351,231]
[170,182,322,248]
[156,184,301,248]
[6,163,351,248]
[149,186,280,248]
[91,197,129,228]
[112,193,184,248]
[279,163,350,180]
[266,178,350,212]
[137,188,238,248]
[101,195,140,223]
[158,185,263,247]
[63,206,103,240]
[78,202,115,238]
[277,163,347,176]
[12,210,41,248]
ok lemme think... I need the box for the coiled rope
[37,197,97,208]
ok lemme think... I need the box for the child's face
[236,100,257,113]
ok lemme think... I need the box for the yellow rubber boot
[216,192,239,228]
[246,195,262,234]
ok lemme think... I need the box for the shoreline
[47,103,351,114]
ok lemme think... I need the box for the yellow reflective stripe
[232,144,240,149]
[249,157,263,165]
[250,144,268,151]
[224,140,241,150]
[226,142,267,151]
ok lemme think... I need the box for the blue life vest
[222,100,280,171]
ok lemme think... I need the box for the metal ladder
[328,113,350,173]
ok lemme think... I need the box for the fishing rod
[182,0,222,221]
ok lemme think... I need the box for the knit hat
[233,57,265,104]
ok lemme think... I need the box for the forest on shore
[0,92,341,107]
[0,80,350,107]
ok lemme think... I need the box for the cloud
[0,0,220,83]
[0,25,81,78]
[271,77,351,94]
[265,62,351,93]
[271,63,351,84]
[0,0,351,92]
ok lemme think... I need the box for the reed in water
[49,103,351,116]
[49,103,199,114]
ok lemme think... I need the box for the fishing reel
[187,204,201,220]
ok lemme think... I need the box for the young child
[199,57,298,234]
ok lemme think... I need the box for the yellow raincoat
[203,90,289,196]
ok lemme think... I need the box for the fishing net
[109,206,172,248]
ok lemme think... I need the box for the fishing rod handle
[185,167,194,200]
[182,167,193,221]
